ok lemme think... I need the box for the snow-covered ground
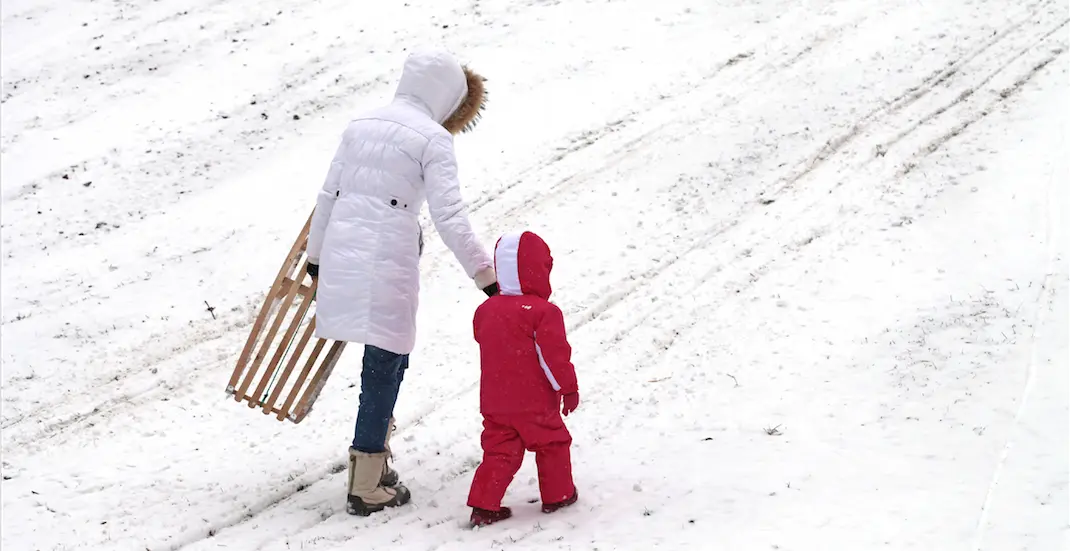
[2,0,1067,549]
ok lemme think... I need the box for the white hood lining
[494,231,524,296]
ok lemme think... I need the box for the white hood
[393,49,469,124]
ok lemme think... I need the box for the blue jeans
[351,344,408,452]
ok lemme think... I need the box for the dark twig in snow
[725,373,740,387]
[204,301,216,320]
[764,424,783,436]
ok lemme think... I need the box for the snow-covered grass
[2,0,1067,549]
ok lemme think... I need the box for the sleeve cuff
[474,266,496,289]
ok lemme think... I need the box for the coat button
[390,199,397,206]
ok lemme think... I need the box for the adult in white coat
[305,49,498,516]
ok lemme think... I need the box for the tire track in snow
[899,42,1067,177]
[570,197,825,372]
[890,21,1069,175]
[1,315,249,449]
[877,0,1053,119]
[756,0,1059,202]
[881,14,1068,152]
[642,59,1065,396]
[2,237,267,444]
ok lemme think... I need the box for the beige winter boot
[381,417,400,487]
[347,448,411,516]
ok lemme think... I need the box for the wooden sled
[225,210,347,424]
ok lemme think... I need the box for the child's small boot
[470,506,512,527]
[541,488,578,513]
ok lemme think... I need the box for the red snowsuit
[467,230,579,511]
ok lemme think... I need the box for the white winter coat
[306,50,493,355]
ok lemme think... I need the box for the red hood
[493,231,553,299]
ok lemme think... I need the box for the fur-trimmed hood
[393,49,486,134]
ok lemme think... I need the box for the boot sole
[469,506,513,527]
[541,489,578,514]
[347,486,411,516]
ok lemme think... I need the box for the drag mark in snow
[899,44,1067,177]
[772,10,870,73]
[166,460,347,551]
[877,0,1055,121]
[592,217,822,360]
[566,219,742,336]
[0,305,251,450]
[886,17,1069,164]
[462,117,634,214]
[759,2,1066,199]
[454,44,767,226]
[971,103,1065,551]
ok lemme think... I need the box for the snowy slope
[2,0,1067,549]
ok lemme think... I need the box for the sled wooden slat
[261,311,318,414]
[290,340,347,423]
[276,277,314,299]
[227,214,313,393]
[248,260,315,408]
[232,233,307,401]
[277,338,328,421]
[236,398,285,417]
[234,260,306,401]
[225,209,347,424]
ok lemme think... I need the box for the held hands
[474,266,498,297]
[561,392,579,416]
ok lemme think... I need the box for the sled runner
[225,211,347,423]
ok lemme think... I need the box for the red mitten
[561,392,580,416]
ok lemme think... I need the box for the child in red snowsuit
[467,230,580,527]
